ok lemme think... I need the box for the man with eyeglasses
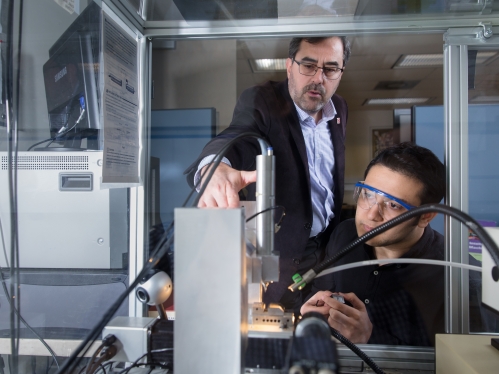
[301,143,448,346]
[185,37,350,309]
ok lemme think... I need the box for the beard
[357,216,419,248]
[288,72,328,115]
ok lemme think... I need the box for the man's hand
[300,290,334,321]
[197,163,257,208]
[325,292,373,344]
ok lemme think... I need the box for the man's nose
[366,201,383,220]
[312,68,325,83]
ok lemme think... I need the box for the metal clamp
[479,22,493,39]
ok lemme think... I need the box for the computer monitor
[42,2,102,151]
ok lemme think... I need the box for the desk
[0,338,100,357]
[436,334,499,373]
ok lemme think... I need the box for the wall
[151,39,237,133]
[343,109,393,204]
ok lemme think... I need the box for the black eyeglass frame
[292,58,344,80]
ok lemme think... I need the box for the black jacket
[185,79,348,303]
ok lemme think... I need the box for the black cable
[245,205,284,223]
[26,137,56,151]
[118,353,170,374]
[115,353,147,374]
[55,234,175,374]
[192,132,269,207]
[27,110,84,151]
[117,362,170,374]
[245,205,286,233]
[95,363,107,374]
[180,132,265,208]
[329,327,385,374]
[312,203,499,276]
[94,361,113,374]
[57,132,268,373]
[4,0,24,371]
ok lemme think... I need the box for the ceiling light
[365,98,431,105]
[470,96,499,103]
[374,81,420,90]
[393,51,497,68]
[249,58,287,72]
[394,54,443,68]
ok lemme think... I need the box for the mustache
[302,83,325,96]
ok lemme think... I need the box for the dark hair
[288,36,351,66]
[364,143,445,205]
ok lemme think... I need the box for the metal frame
[110,0,499,350]
[443,25,499,334]
[102,1,148,318]
[444,40,469,334]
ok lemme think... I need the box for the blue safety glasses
[353,182,416,219]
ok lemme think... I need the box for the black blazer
[185,79,348,303]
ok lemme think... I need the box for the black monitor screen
[42,2,101,150]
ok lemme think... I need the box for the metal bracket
[479,22,493,39]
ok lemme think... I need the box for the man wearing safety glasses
[301,143,447,346]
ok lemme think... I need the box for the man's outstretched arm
[197,163,257,208]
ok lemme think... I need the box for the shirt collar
[364,225,442,264]
[293,98,337,124]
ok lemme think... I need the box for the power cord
[55,233,175,374]
[4,0,25,370]
[27,108,87,151]
[83,334,117,374]
[245,205,286,233]
[115,352,171,374]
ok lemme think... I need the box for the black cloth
[309,219,445,346]
[185,79,348,306]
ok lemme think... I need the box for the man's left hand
[324,292,373,344]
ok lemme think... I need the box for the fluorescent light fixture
[394,51,497,68]
[470,96,499,103]
[365,98,430,105]
[249,58,287,72]
[394,54,443,67]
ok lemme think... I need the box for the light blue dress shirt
[293,100,336,238]
[196,100,337,238]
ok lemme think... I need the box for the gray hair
[288,36,351,66]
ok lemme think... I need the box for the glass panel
[467,48,499,332]
[129,0,499,23]
[152,33,448,364]
[1,1,132,371]
[151,36,449,373]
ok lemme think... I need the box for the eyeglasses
[353,182,416,219]
[293,59,344,80]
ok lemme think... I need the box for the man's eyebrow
[300,56,318,64]
[299,56,341,67]
[324,61,341,67]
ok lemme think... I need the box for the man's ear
[286,57,293,78]
[417,212,438,228]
